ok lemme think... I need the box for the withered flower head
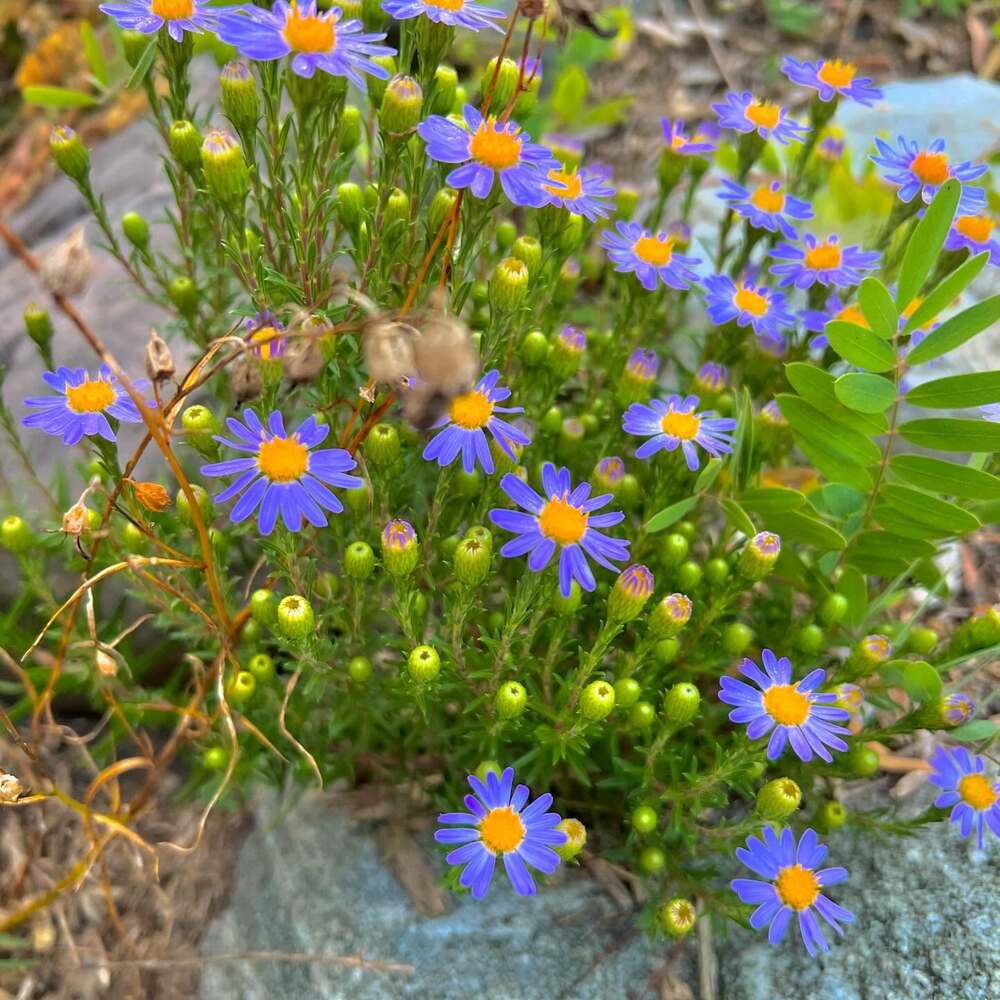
[145,328,175,383]
[229,358,262,402]
[363,317,418,386]
[0,773,25,803]
[40,225,92,298]
[62,503,90,537]
[127,479,172,512]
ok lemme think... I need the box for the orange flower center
[816,59,857,89]
[910,150,950,186]
[152,0,194,17]
[804,241,843,272]
[65,377,116,414]
[775,864,820,911]
[633,234,674,267]
[733,285,770,318]
[469,121,522,170]
[424,0,466,8]
[762,684,810,726]
[545,167,583,200]
[449,389,493,429]
[745,101,781,130]
[958,774,998,811]
[538,496,588,545]
[660,408,702,441]
[479,806,526,853]
[835,304,868,327]
[955,215,994,244]
[257,435,309,483]
[283,3,336,54]
[750,184,785,214]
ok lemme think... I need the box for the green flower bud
[660,898,696,938]
[513,330,546,369]
[907,626,939,655]
[380,75,423,136]
[427,187,457,235]
[346,478,371,513]
[490,256,530,313]
[513,65,541,118]
[365,423,400,467]
[227,670,257,705]
[557,418,585,460]
[547,325,586,379]
[247,652,276,683]
[168,120,204,171]
[464,525,493,548]
[407,644,441,683]
[344,540,376,580]
[474,760,502,785]
[540,406,563,436]
[201,129,248,203]
[121,521,146,552]
[638,846,666,874]
[242,619,261,644]
[454,536,491,586]
[554,818,587,861]
[482,57,519,113]
[704,557,730,586]
[495,680,527,719]
[675,520,697,541]
[631,804,658,834]
[176,484,213,525]
[23,304,55,364]
[348,655,373,683]
[553,258,580,305]
[657,146,687,194]
[1,515,32,553]
[558,212,584,253]
[180,404,219,452]
[494,220,517,252]
[628,701,656,729]
[276,595,315,640]
[738,531,781,581]
[820,593,849,626]
[618,473,641,511]
[428,63,458,115]
[249,588,278,626]
[722,622,753,656]
[608,564,655,624]
[675,560,703,592]
[382,519,419,576]
[511,235,542,275]
[663,682,700,724]
[653,638,680,666]
[366,54,397,107]
[756,778,801,820]
[815,800,847,833]
[845,744,880,778]
[121,29,151,67]
[337,104,363,153]
[913,692,976,730]
[591,456,625,495]
[384,187,410,235]
[797,623,824,655]
[615,184,639,220]
[553,580,582,615]
[49,126,89,182]
[846,634,892,678]
[580,680,615,722]
[613,677,641,710]
[168,276,198,317]
[203,746,228,771]
[336,182,365,230]
[648,593,692,639]
[220,61,260,132]
[121,211,149,249]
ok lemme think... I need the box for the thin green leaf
[872,505,952,540]
[764,511,846,550]
[793,433,873,491]
[834,372,897,413]
[896,178,961,310]
[904,251,988,334]
[906,294,1000,366]
[719,499,756,538]
[694,458,722,492]
[825,322,898,372]
[905,371,1000,409]
[858,277,898,338]
[891,454,1000,500]
[785,363,887,435]
[80,22,108,87]
[776,395,881,466]
[949,720,998,744]
[738,487,806,516]
[645,496,698,534]
[899,417,1000,453]
[900,660,942,702]
[21,85,98,109]
[853,530,936,561]
[837,566,868,627]
[846,552,910,577]
[880,483,981,535]
[818,483,865,517]
[125,37,159,90]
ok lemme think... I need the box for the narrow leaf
[905,371,1000,409]
[739,487,806,516]
[880,483,981,534]
[777,395,881,466]
[21,85,98,109]
[785,363,887,435]
[125,37,158,90]
[825,322,898,372]
[694,458,722,492]
[858,277,898,339]
[873,505,952,540]
[891,454,1000,500]
[719,499,756,538]
[834,372,897,413]
[80,22,108,87]
[896,178,961,310]
[904,251,988,334]
[765,511,846,550]
[853,530,936,561]
[645,496,698,534]
[906,295,1000,366]
[899,417,1000,453]
[950,720,998,743]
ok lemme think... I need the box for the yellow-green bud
[1,515,32,553]
[50,126,89,182]
[495,220,518,251]
[475,760,502,783]
[482,57,519,113]
[553,580,582,615]
[365,423,400,466]
[815,800,848,833]
[168,276,198,317]
[337,104,363,153]
[608,564,655,623]
[346,478,371,513]
[220,61,259,131]
[464,525,493,549]
[430,64,458,115]
[615,184,639,220]
[201,129,249,203]
[738,531,781,581]
[203,746,228,771]
[452,85,467,112]
[455,468,483,498]
[553,258,580,305]
[613,677,641,710]
[407,645,441,683]
[513,65,541,118]
[519,330,548,366]
[756,778,801,820]
[276,595,315,640]
[722,622,753,656]
[554,818,587,861]
[913,692,976,730]
[511,235,542,275]
[657,146,687,193]
[344,540,376,580]
[121,521,146,552]
[227,670,257,705]
[797,624,824,655]
[638,846,666,874]
[663,682,700,724]
[660,898,696,938]
[648,593,692,639]
[380,75,423,136]
[181,404,219,451]
[547,325,586,379]
[382,519,419,576]
[845,744,880,777]
[846,634,892,678]
[337,182,365,231]
[490,257,529,313]
[176,484,213,525]
[23,304,54,363]
[820,592,849,625]
[557,418,585,459]
[580,680,615,722]
[121,211,149,249]
[247,652,276,683]
[249,588,278,626]
[631,804,658,834]
[495,680,527,719]
[454,536,491,586]
[366,54,397,107]
[558,212,584,253]
[168,120,204,171]
[348,655,373,683]
[428,187,458,235]
[384,187,410,234]
[628,701,656,729]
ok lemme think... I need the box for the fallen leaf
[376,826,449,917]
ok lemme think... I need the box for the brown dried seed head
[411,309,478,395]
[145,328,176,382]
[283,338,325,385]
[363,318,417,385]
[95,650,119,677]
[128,479,172,512]
[516,0,547,18]
[62,503,90,537]
[0,772,24,803]
[39,225,92,298]
[230,358,262,402]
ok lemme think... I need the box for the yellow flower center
[955,215,994,244]
[449,389,493,429]
[910,150,950,186]
[257,434,309,483]
[762,684,810,726]
[750,184,785,214]
[65,377,116,414]
[469,121,523,170]
[835,304,868,327]
[804,241,843,272]
[283,2,336,54]
[633,234,674,267]
[251,326,281,361]
[958,774,998,811]
[545,167,583,200]
[733,285,770,318]
[660,408,702,441]
[745,101,781,130]
[775,864,820,911]
[424,0,466,8]
[151,0,194,17]
[538,496,588,545]
[479,806,526,853]
[817,59,857,89]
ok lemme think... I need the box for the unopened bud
[431,64,458,115]
[407,644,441,683]
[555,817,586,860]
[176,484,213,526]
[608,564,654,623]
[345,540,376,580]
[181,404,219,451]
[220,60,259,131]
[693,361,727,399]
[738,532,781,581]
[490,256,529,313]
[663,682,700,724]
[337,103,362,153]
[23,304,55,363]
[495,680,527,719]
[168,120,204,171]
[337,181,365,231]
[660,898,696,938]
[756,778,801,820]
[846,633,892,678]
[482,57,519,113]
[366,54,397,108]
[454,536,490,585]
[365,423,401,467]
[277,595,315,640]
[547,325,586,379]
[617,347,658,405]
[250,588,278,626]
[50,126,89,182]
[614,677,641,709]
[248,652,276,683]
[121,29,151,67]
[380,75,423,136]
[553,580,582,615]
[40,226,91,298]
[580,679,615,721]
[1,515,33,553]
[201,129,248,203]
[227,669,257,704]
[648,593,692,638]
[815,801,848,833]
[382,519,419,576]
[428,187,458,236]
[122,211,149,249]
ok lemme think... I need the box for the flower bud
[407,645,441,683]
[608,564,655,624]
[366,54,397,107]
[380,75,423,136]
[176,484,213,526]
[580,680,615,722]
[495,680,527,719]
[23,304,55,364]
[558,212,584,253]
[738,531,781,581]
[557,417,584,459]
[629,701,656,729]
[846,633,891,678]
[50,126,89,182]
[756,778,801,820]
[454,536,491,586]
[428,187,457,235]
[1,515,32,553]
[475,760,502,784]
[553,580,582,615]
[518,330,548,367]
[676,560,702,592]
[914,692,976,730]
[276,595,315,640]
[382,519,419,576]
[631,804,658,834]
[591,456,625,496]
[247,652,275,683]
[511,235,542,275]
[618,474,641,510]
[663,682,700,724]
[201,130,249,203]
[547,325,586,379]
[220,61,259,132]
[906,625,939,655]
[181,404,220,452]
[555,818,586,861]
[345,540,376,580]
[121,211,149,249]
[660,898,696,938]
[648,593,692,639]
[227,670,257,705]
[365,423,400,467]
[615,184,639,220]
[168,120,204,171]
[845,744,879,777]
[337,182,365,231]
[653,638,679,665]
[617,348,658,405]
[482,57,519,113]
[384,187,410,235]
[203,747,228,771]
[168,276,198,317]
[489,257,529,313]
[638,846,666,874]
[815,800,847,833]
[722,622,753,656]
[553,258,580,305]
[250,588,278,626]
[797,623,824,655]
[40,226,91,298]
[693,361,727,399]
[658,533,689,568]
[348,655,373,683]
[337,104,363,153]
[121,521,146,552]
[614,677,641,710]
[657,145,687,194]
[705,557,729,586]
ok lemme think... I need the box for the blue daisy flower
[732,826,854,957]
[599,221,701,292]
[719,649,850,763]
[422,369,530,475]
[417,104,557,208]
[870,136,986,215]
[246,311,287,361]
[711,92,808,146]
[22,365,151,446]
[489,463,629,597]
[623,394,735,471]
[542,163,616,221]
[770,233,880,290]
[435,767,567,899]
[201,409,362,535]
[944,213,1000,267]
[717,179,814,240]
[703,274,796,344]
[661,118,718,156]
[98,0,218,41]
[928,746,1000,849]
[215,2,394,85]
[781,56,882,107]
[381,0,504,32]
[693,361,728,395]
